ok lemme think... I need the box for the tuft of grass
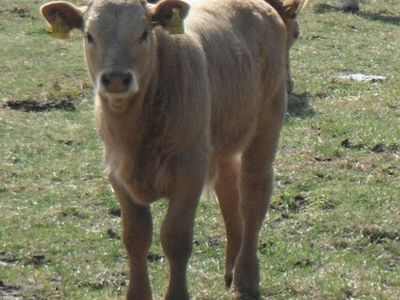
[1,0,399,299]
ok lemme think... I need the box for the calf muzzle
[100,70,134,94]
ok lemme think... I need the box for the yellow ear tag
[46,14,70,39]
[167,8,184,35]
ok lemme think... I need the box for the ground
[1,0,399,299]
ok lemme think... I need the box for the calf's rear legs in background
[233,91,286,299]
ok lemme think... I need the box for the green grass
[1,0,399,299]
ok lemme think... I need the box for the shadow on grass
[287,92,314,118]
[314,4,400,26]
[314,3,351,14]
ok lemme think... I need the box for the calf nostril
[100,70,134,93]
[101,71,132,86]
[123,73,132,87]
[101,73,112,86]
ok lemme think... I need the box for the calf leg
[234,92,286,299]
[234,161,273,299]
[161,170,205,300]
[110,176,153,300]
[214,156,242,288]
[286,50,294,93]
[342,0,359,13]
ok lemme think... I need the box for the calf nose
[100,70,133,94]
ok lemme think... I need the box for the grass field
[1,0,399,299]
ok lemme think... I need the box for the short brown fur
[41,0,288,299]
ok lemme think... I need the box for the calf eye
[85,33,94,44]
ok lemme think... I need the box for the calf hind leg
[342,0,359,13]
[234,157,274,299]
[233,93,286,298]
[214,156,242,288]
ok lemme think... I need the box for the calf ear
[40,1,85,39]
[282,0,302,18]
[151,0,190,34]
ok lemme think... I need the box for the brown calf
[41,0,288,299]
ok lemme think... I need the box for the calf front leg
[161,172,204,300]
[110,176,153,300]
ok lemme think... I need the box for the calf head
[41,0,190,110]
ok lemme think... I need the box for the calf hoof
[342,6,359,13]
[287,78,294,94]
[165,289,190,300]
[234,287,261,300]
[224,273,233,288]
[233,256,260,299]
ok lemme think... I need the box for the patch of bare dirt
[361,225,400,243]
[9,6,31,18]
[0,281,23,300]
[0,252,18,266]
[0,6,35,19]
[2,99,75,112]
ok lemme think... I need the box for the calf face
[42,0,189,107]
[85,1,150,102]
